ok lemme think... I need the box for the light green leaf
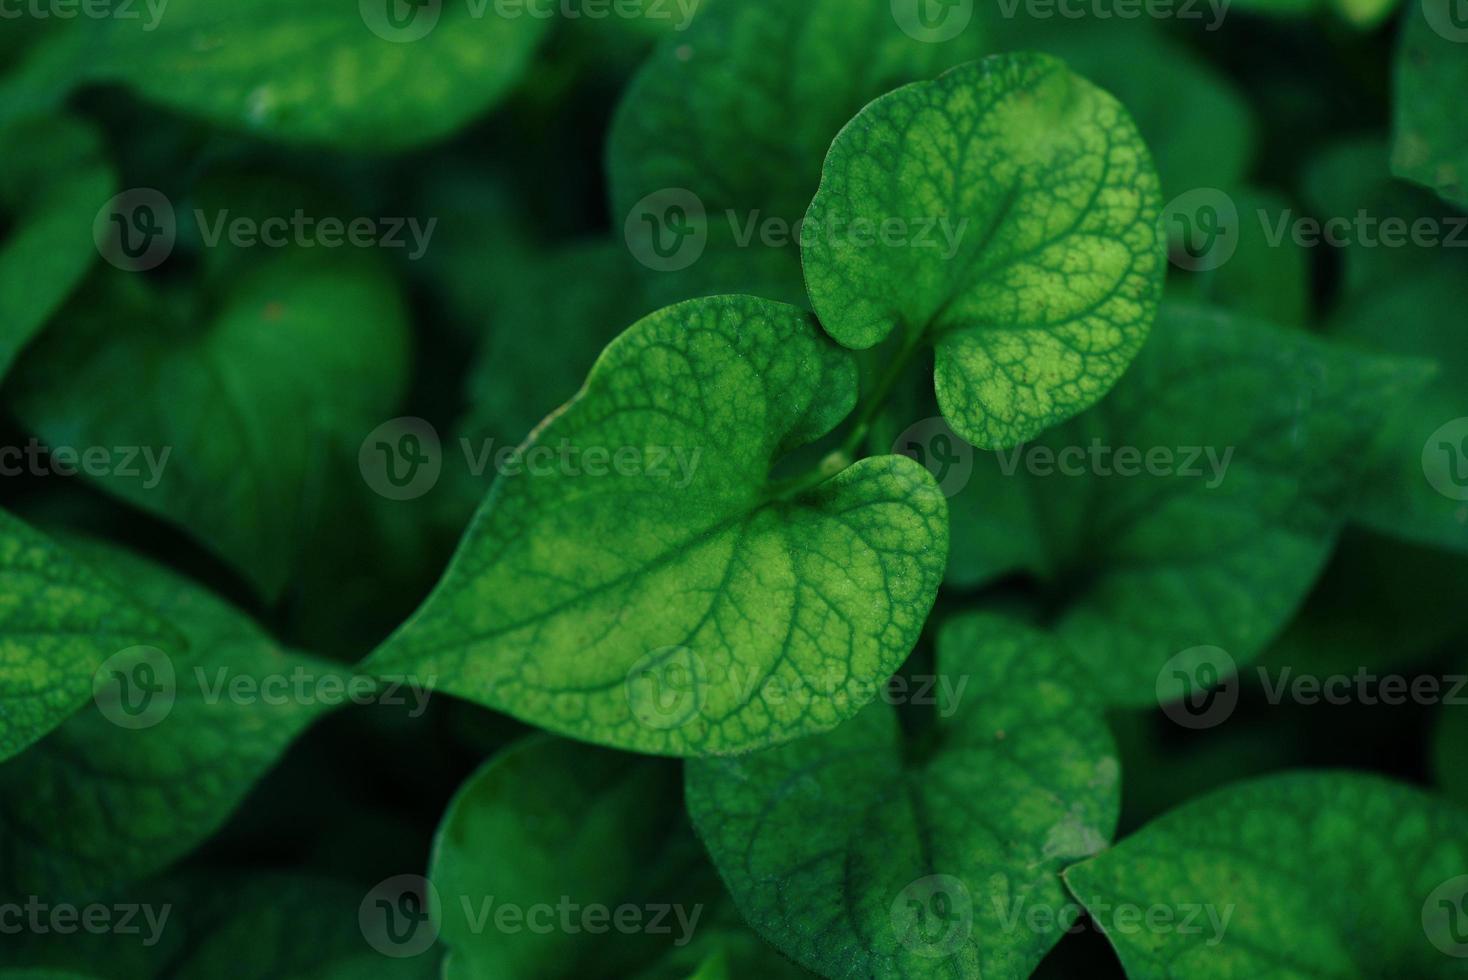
[0,509,181,762]
[1394,0,1468,209]
[803,52,1165,450]
[0,536,345,898]
[431,735,716,978]
[367,295,948,756]
[0,115,113,379]
[685,614,1120,980]
[1328,271,1468,553]
[3,1,548,149]
[8,253,411,601]
[607,0,990,307]
[945,302,1421,704]
[1063,771,1468,977]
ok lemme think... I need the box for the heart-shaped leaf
[1064,772,1468,977]
[8,253,411,601]
[685,614,1119,979]
[367,294,948,756]
[803,52,1165,450]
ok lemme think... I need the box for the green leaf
[431,735,716,977]
[685,614,1120,980]
[803,52,1165,450]
[607,0,991,307]
[0,535,345,898]
[1394,0,1468,209]
[1063,771,1468,977]
[1328,271,1468,553]
[0,509,181,762]
[3,1,548,150]
[0,115,113,380]
[945,302,1421,704]
[8,253,411,601]
[367,295,948,756]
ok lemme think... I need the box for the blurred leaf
[686,614,1120,980]
[0,536,345,898]
[1394,0,1468,209]
[0,115,114,379]
[431,735,715,977]
[1,1,549,150]
[8,251,411,601]
[1170,186,1310,326]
